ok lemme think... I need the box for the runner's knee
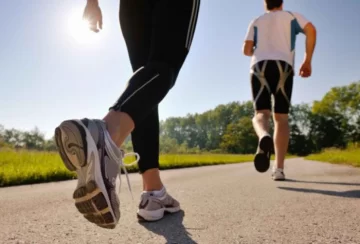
[273,113,289,124]
[148,61,177,88]
[110,61,177,126]
[253,110,271,122]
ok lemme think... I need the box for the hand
[299,60,312,78]
[83,1,103,33]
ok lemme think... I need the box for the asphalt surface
[1,158,360,244]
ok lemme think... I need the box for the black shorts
[250,60,294,114]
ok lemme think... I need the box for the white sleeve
[244,20,256,41]
[292,12,310,30]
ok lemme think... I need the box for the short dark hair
[265,0,283,10]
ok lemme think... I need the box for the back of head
[265,0,283,11]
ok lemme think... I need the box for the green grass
[124,153,256,172]
[0,149,260,187]
[2,146,356,187]
[0,149,75,187]
[305,148,360,167]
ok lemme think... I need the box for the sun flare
[67,8,101,45]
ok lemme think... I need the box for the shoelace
[102,132,140,201]
[118,150,140,201]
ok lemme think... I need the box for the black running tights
[110,0,200,173]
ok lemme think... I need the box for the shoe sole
[272,174,286,181]
[254,135,273,173]
[273,178,286,181]
[137,206,181,222]
[55,120,118,229]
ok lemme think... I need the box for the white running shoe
[55,118,138,229]
[272,168,286,181]
[137,190,180,222]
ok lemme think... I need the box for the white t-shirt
[244,10,310,70]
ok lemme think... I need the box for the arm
[243,20,256,56]
[303,22,317,63]
[293,12,317,63]
[87,0,99,5]
[243,41,254,56]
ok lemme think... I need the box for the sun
[67,8,101,45]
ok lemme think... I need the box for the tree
[159,101,256,152]
[312,81,360,144]
[44,136,57,151]
[21,127,45,150]
[308,113,346,151]
[3,129,23,147]
[160,136,180,154]
[287,104,314,155]
[220,117,258,154]
[312,81,360,117]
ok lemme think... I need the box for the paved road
[1,158,360,244]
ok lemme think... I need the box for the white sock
[153,186,166,197]
[273,167,283,172]
[143,186,166,197]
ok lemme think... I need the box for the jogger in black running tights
[55,0,200,228]
[112,0,200,174]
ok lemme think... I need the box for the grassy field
[1,146,357,187]
[305,148,360,167]
[0,149,260,187]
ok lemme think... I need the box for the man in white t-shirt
[242,0,317,180]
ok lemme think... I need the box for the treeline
[1,81,359,156]
[0,126,57,151]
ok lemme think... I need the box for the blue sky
[0,0,359,138]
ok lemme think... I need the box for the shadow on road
[278,187,360,199]
[138,210,199,244]
[285,179,360,186]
